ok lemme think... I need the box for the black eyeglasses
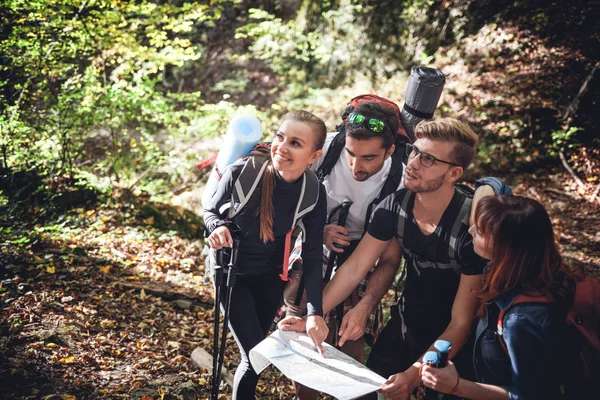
[405,143,460,168]
[348,113,386,133]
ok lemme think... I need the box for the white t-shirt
[312,132,404,240]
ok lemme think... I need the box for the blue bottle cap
[434,340,452,354]
[422,351,440,366]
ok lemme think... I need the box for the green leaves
[1,0,230,191]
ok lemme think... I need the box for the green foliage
[1,0,230,194]
[551,127,583,154]
[2,0,596,205]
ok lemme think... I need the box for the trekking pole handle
[422,351,443,400]
[230,237,241,266]
[337,200,353,227]
[217,249,224,268]
[434,340,452,368]
[227,237,240,288]
[214,250,224,286]
[333,200,353,249]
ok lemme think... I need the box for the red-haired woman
[204,111,329,399]
[421,195,573,399]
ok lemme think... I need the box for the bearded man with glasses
[281,118,511,400]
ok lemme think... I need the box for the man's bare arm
[337,239,402,345]
[322,233,391,314]
[431,273,482,357]
[354,238,402,314]
[380,273,482,396]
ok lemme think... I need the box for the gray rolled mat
[401,66,446,141]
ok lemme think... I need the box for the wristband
[450,376,460,395]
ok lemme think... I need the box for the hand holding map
[249,329,386,400]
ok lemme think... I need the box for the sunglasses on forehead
[348,112,386,133]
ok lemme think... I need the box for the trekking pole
[323,200,353,284]
[422,341,452,400]
[422,351,443,400]
[211,250,224,399]
[321,200,353,348]
[212,237,240,400]
[434,340,452,368]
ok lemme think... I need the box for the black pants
[361,305,475,400]
[219,269,285,400]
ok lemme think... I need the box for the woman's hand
[420,360,460,394]
[207,226,233,250]
[278,316,307,332]
[306,315,329,355]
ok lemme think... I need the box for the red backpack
[497,275,600,394]
[339,94,410,140]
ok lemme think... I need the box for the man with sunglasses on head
[281,118,510,399]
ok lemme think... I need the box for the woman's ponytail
[259,157,276,243]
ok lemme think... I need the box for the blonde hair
[414,118,479,169]
[259,110,327,243]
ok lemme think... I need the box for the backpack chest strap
[229,157,270,219]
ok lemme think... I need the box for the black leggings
[219,269,285,400]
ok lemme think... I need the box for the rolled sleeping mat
[201,114,263,208]
[401,66,446,141]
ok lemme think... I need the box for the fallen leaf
[59,356,75,364]
[46,265,56,274]
[100,320,116,329]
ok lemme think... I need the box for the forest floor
[2,3,599,398]
[1,168,598,400]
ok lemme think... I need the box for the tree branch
[562,61,600,125]
[589,182,600,205]
[558,151,586,190]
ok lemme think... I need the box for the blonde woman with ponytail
[204,111,328,399]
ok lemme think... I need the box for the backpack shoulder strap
[281,168,320,281]
[395,190,413,245]
[378,138,409,200]
[497,294,553,353]
[447,188,473,262]
[568,276,600,353]
[229,156,269,219]
[293,168,320,229]
[316,130,346,181]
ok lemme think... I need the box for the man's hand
[378,368,420,400]
[306,315,329,355]
[337,302,369,346]
[323,223,350,252]
[278,316,307,333]
[207,226,232,250]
